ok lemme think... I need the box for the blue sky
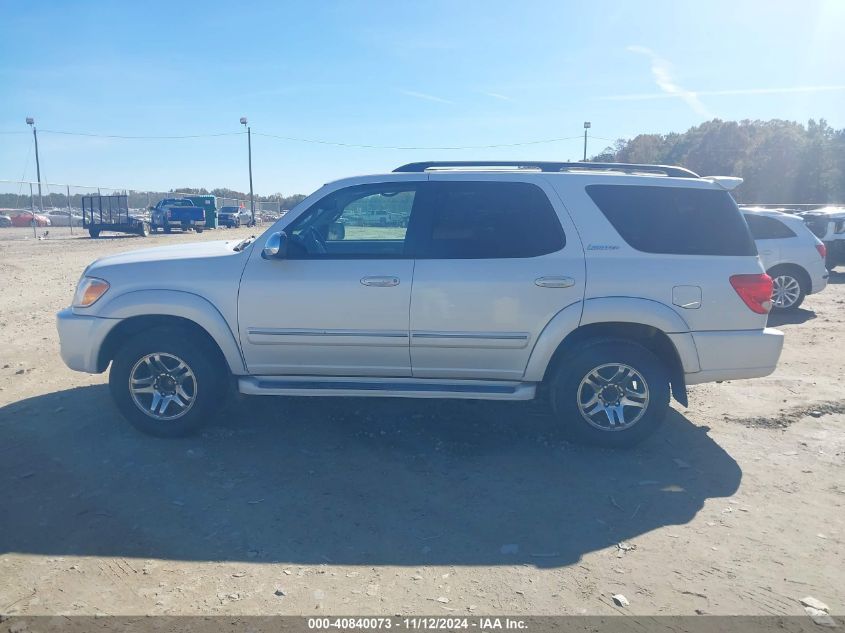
[1,0,843,195]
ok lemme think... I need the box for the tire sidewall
[109,328,224,437]
[551,339,670,448]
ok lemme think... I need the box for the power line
[24,127,591,150]
[253,132,586,150]
[40,129,245,139]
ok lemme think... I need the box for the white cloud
[602,84,845,101]
[483,92,513,102]
[625,45,711,117]
[398,90,453,104]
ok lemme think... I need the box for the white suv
[56,161,784,447]
[740,207,829,311]
[797,206,845,271]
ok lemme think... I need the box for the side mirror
[262,231,288,259]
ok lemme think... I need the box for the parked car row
[0,209,85,227]
[1,204,270,234]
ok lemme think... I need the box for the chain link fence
[0,179,288,236]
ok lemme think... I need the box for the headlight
[73,277,110,307]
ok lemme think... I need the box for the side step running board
[238,376,536,401]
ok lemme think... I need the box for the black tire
[550,338,670,448]
[137,222,150,237]
[164,225,172,234]
[768,266,807,312]
[89,228,100,238]
[109,327,227,437]
[196,226,204,233]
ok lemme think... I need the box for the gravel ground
[0,225,842,617]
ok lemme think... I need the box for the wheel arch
[94,290,246,374]
[545,322,689,407]
[525,298,694,407]
[767,262,811,294]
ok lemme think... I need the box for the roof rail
[393,161,700,178]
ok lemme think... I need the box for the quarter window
[586,184,756,256]
[416,181,565,259]
[743,214,797,240]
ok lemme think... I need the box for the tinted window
[743,214,797,240]
[286,183,418,258]
[416,181,565,259]
[586,185,756,256]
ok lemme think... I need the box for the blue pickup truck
[150,198,205,233]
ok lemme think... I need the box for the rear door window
[743,214,797,239]
[415,181,565,259]
[586,184,756,256]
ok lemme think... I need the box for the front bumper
[56,308,119,373]
[685,327,784,385]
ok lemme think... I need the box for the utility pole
[583,121,591,162]
[240,117,255,226]
[26,117,43,237]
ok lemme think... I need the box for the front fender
[95,289,246,374]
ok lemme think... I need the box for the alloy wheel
[771,274,801,308]
[128,352,197,421]
[577,362,650,431]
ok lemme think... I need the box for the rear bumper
[56,308,118,373]
[685,327,784,385]
[165,220,205,227]
[807,258,829,294]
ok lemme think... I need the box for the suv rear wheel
[109,327,226,437]
[550,339,670,447]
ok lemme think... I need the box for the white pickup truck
[57,161,784,447]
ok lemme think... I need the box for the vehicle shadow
[768,307,816,327]
[0,385,740,567]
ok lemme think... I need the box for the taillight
[730,274,773,314]
[816,243,827,260]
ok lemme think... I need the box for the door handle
[535,276,575,288]
[361,276,400,287]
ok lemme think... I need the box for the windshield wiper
[233,236,256,252]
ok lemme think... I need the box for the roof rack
[393,161,700,178]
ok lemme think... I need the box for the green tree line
[592,119,845,203]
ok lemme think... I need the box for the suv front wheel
[109,327,226,437]
[551,338,670,447]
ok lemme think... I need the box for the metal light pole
[67,184,73,235]
[583,121,591,162]
[241,117,255,226]
[26,117,44,237]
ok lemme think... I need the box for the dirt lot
[0,225,843,617]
